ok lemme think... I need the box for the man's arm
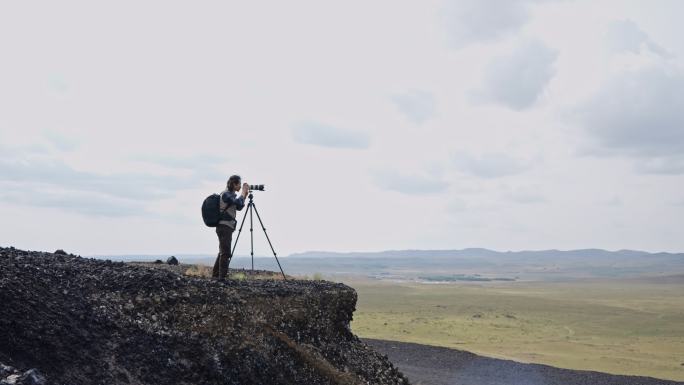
[221,191,246,210]
[236,183,249,210]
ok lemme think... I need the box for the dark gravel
[0,246,409,385]
[365,339,683,385]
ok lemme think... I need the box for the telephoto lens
[249,184,265,191]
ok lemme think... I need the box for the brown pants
[212,224,234,279]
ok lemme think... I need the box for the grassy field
[347,278,684,381]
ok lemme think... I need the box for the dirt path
[364,339,683,385]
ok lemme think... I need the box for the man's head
[227,175,241,191]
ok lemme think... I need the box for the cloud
[135,154,228,170]
[633,156,684,175]
[471,39,557,110]
[574,68,684,174]
[0,158,191,201]
[391,90,436,124]
[0,184,144,217]
[452,152,532,178]
[445,197,503,215]
[447,198,469,212]
[443,0,531,48]
[43,130,79,152]
[48,73,70,94]
[606,20,674,59]
[132,154,232,184]
[291,122,370,149]
[503,187,546,204]
[373,170,449,195]
[0,151,220,216]
[601,195,623,207]
[443,0,562,48]
[0,143,52,157]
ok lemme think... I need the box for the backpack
[201,193,234,227]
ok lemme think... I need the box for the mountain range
[95,248,684,281]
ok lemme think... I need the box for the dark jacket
[218,188,245,229]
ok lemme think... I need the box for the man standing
[212,174,249,281]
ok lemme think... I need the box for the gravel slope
[364,339,683,385]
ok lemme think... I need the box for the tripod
[231,193,287,280]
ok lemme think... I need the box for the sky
[1,0,683,256]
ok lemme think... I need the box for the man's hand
[241,183,249,197]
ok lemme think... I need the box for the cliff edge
[0,247,409,385]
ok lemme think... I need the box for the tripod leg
[249,201,254,271]
[231,202,250,258]
[252,203,287,280]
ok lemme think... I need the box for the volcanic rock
[166,255,178,265]
[0,364,46,385]
[0,247,409,385]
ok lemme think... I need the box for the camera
[249,184,265,191]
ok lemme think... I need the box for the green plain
[348,279,684,381]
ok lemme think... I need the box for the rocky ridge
[0,247,409,385]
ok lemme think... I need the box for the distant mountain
[90,248,684,281]
[280,248,684,280]
[288,248,683,259]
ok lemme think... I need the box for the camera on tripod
[231,182,286,279]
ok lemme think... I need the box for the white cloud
[292,122,370,149]
[452,152,533,178]
[43,130,79,152]
[633,156,684,175]
[392,90,436,124]
[443,0,530,48]
[606,19,673,59]
[0,148,222,217]
[0,157,191,200]
[443,0,566,48]
[471,39,557,110]
[134,154,229,170]
[0,185,145,217]
[602,195,623,207]
[574,67,684,173]
[503,185,547,204]
[373,170,449,195]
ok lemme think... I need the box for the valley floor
[349,278,684,382]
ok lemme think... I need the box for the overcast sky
[1,0,683,256]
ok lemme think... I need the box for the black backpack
[201,193,234,227]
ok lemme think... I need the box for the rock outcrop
[1,363,47,385]
[0,247,409,385]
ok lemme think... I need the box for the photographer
[212,174,249,281]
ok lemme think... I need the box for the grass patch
[184,264,211,278]
[347,279,684,381]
